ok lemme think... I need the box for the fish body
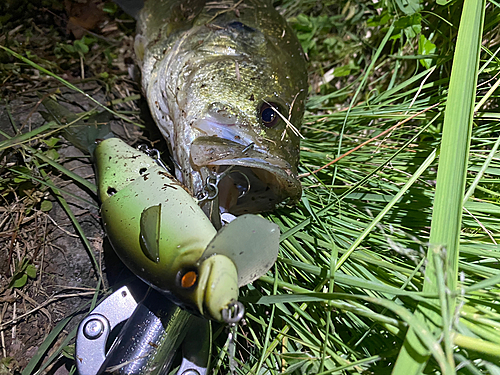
[130,0,308,214]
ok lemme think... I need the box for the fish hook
[213,166,252,199]
[221,300,245,325]
[137,144,170,171]
[222,300,244,375]
[226,169,251,199]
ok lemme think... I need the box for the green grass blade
[392,0,485,373]
[21,314,73,375]
[255,266,279,373]
[0,122,56,151]
[453,333,500,357]
[333,24,395,182]
[8,168,98,209]
[463,135,500,203]
[29,147,97,194]
[33,160,101,275]
[0,120,98,196]
[32,326,78,375]
[336,149,436,270]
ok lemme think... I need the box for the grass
[394,0,484,372]
[1,0,500,374]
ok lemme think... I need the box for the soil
[0,1,159,373]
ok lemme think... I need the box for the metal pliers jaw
[75,286,209,375]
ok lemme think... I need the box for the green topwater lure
[96,138,279,321]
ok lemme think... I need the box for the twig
[463,207,497,245]
[0,302,7,357]
[299,102,440,178]
[0,292,96,330]
[40,210,81,238]
[15,289,52,324]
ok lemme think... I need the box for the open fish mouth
[190,137,301,215]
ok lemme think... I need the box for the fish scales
[130,0,308,214]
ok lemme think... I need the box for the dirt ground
[0,1,155,372]
[0,93,142,373]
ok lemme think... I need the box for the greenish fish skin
[133,0,308,214]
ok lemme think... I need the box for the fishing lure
[95,138,280,321]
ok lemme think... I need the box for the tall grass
[393,0,485,373]
[239,0,500,374]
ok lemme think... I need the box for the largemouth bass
[122,0,308,214]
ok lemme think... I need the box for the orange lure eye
[180,270,198,289]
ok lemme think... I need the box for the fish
[122,0,308,215]
[40,98,281,322]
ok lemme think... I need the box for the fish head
[151,7,308,214]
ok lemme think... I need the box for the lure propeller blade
[202,215,280,287]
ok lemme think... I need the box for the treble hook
[137,144,170,171]
[222,300,244,375]
[197,167,251,204]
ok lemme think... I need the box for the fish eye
[177,268,198,290]
[260,103,280,128]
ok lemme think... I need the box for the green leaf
[102,2,118,13]
[41,137,59,148]
[26,264,37,279]
[61,344,75,360]
[44,148,59,161]
[40,200,53,212]
[81,35,97,46]
[333,61,359,77]
[367,12,392,27]
[11,166,32,183]
[418,34,436,68]
[11,273,28,288]
[395,0,421,15]
[13,176,29,184]
[61,43,75,54]
[73,40,89,56]
[394,14,422,39]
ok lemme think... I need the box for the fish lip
[190,137,301,214]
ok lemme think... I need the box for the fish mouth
[190,137,301,215]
